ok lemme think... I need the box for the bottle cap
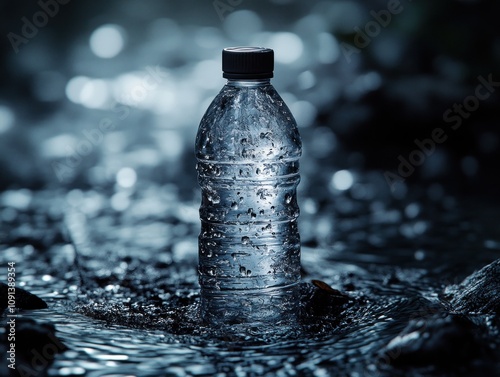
[222,47,274,79]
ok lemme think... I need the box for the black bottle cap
[222,47,274,79]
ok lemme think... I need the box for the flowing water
[1,186,499,376]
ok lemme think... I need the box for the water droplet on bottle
[260,131,272,139]
[195,57,302,311]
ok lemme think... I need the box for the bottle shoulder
[196,84,301,162]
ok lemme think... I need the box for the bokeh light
[331,170,354,191]
[116,167,137,188]
[268,32,304,64]
[317,32,340,64]
[65,76,91,104]
[89,24,127,59]
[0,106,15,134]
[80,79,110,109]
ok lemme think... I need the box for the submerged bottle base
[200,283,301,328]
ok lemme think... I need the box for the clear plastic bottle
[196,47,301,326]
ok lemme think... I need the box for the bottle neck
[226,78,271,87]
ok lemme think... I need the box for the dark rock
[0,283,47,312]
[1,318,67,377]
[443,258,500,315]
[306,280,351,317]
[381,314,492,368]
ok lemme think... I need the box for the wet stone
[443,258,500,315]
[304,280,352,317]
[1,318,67,376]
[381,314,494,368]
[0,282,47,312]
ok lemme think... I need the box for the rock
[1,318,67,377]
[443,258,500,315]
[381,313,492,368]
[0,282,47,312]
[306,280,351,317]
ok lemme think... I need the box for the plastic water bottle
[196,47,301,326]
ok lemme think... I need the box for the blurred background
[0,0,499,198]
